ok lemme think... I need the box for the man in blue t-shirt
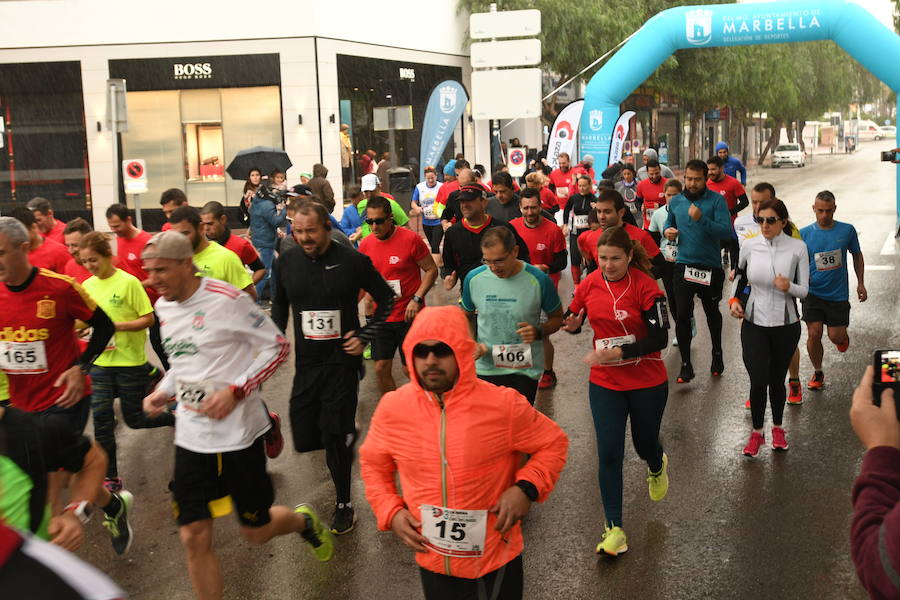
[800,190,866,390]
[663,159,733,384]
[461,226,563,405]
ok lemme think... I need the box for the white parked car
[771,143,805,168]
[879,125,896,139]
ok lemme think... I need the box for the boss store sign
[108,54,281,91]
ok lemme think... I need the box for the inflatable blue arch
[580,0,900,228]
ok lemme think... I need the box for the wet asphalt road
[76,140,900,599]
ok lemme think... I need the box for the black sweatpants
[658,260,678,322]
[478,374,539,406]
[419,555,523,600]
[673,264,725,365]
[741,320,801,430]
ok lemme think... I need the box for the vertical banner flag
[607,110,636,166]
[547,99,584,169]
[420,80,469,180]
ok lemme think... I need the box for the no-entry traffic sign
[122,159,148,194]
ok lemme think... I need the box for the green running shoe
[295,504,334,562]
[596,525,628,556]
[363,346,372,360]
[647,453,669,502]
[102,490,134,555]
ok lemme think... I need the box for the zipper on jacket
[436,392,451,576]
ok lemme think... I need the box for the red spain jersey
[359,226,430,322]
[510,216,566,287]
[0,268,96,412]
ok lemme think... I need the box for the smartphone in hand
[873,349,900,420]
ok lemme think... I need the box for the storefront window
[0,61,92,222]
[183,122,224,182]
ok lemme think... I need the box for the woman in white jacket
[729,198,809,457]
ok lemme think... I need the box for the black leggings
[741,321,801,429]
[673,264,724,365]
[424,224,444,254]
[658,260,678,322]
[419,555,523,600]
[323,431,357,505]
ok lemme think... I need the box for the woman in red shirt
[563,226,671,557]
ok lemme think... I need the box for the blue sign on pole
[419,80,469,181]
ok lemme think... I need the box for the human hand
[584,347,623,366]
[851,367,899,450]
[342,331,364,355]
[390,509,429,553]
[516,322,539,344]
[729,300,745,319]
[664,227,679,241]
[562,225,570,237]
[54,366,85,408]
[48,512,84,552]
[405,300,422,322]
[144,388,171,417]
[563,309,585,333]
[774,274,790,292]
[443,272,457,291]
[728,269,735,282]
[202,387,239,420]
[490,485,532,534]
[474,342,489,360]
[688,203,702,221]
[857,283,868,302]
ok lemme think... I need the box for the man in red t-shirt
[62,217,96,283]
[548,152,576,213]
[359,196,438,394]
[580,190,664,276]
[706,156,748,221]
[0,216,115,431]
[9,208,71,274]
[200,201,266,285]
[635,160,668,230]
[570,154,597,184]
[510,188,567,390]
[26,197,66,245]
[159,188,187,232]
[106,203,169,370]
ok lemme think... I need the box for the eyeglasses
[412,342,454,359]
[753,216,782,225]
[482,253,513,267]
[364,217,392,225]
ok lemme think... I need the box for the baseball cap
[141,230,194,260]
[457,183,489,202]
[582,154,594,163]
[361,173,380,192]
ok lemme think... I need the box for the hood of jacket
[642,148,659,161]
[312,163,328,179]
[401,305,478,400]
[715,141,729,153]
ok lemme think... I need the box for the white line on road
[866,265,895,271]
[881,231,897,256]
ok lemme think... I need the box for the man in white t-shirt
[141,231,334,600]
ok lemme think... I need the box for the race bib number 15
[420,504,487,557]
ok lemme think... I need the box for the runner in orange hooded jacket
[359,304,568,592]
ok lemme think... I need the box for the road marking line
[865,265,895,271]
[881,232,897,256]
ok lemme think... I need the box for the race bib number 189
[684,266,712,286]
[420,504,487,557]
[0,341,48,374]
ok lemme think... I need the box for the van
[854,120,884,142]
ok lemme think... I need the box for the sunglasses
[753,216,782,225]
[365,217,392,225]
[412,342,454,359]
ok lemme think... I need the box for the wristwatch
[63,500,93,525]
[412,295,424,304]
[515,480,538,502]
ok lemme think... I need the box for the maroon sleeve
[851,446,900,599]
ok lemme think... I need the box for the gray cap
[141,230,193,260]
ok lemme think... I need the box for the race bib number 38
[301,310,341,340]
[492,343,533,369]
[0,341,48,374]
[814,250,842,271]
[420,504,488,558]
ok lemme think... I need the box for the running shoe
[771,427,789,451]
[743,431,765,457]
[672,336,679,347]
[295,504,334,562]
[710,351,724,377]
[538,370,557,390]
[676,363,694,384]
[102,490,134,555]
[103,477,123,494]
[836,336,850,353]
[647,453,669,502]
[787,381,803,405]
[330,503,356,535]
[808,371,825,390]
[264,411,284,459]
[595,525,628,556]
[744,399,751,410]
[363,346,372,360]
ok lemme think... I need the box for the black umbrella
[226,146,293,180]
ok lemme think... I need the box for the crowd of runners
[0,144,876,599]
